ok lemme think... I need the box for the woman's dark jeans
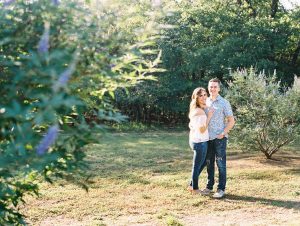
[189,141,208,190]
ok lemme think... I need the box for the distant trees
[115,0,300,123]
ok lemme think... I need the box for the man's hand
[217,131,225,139]
[217,116,235,139]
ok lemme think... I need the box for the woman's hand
[207,107,215,120]
[199,126,206,133]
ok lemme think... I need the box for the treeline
[115,0,300,124]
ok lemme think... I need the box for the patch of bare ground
[181,207,300,226]
[37,206,300,226]
[228,152,300,169]
[39,216,88,226]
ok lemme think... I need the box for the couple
[188,78,235,198]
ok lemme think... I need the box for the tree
[115,0,300,124]
[226,68,300,159]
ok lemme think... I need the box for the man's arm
[224,116,235,135]
[217,116,235,139]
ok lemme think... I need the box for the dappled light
[1,0,299,225]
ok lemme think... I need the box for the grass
[22,131,300,225]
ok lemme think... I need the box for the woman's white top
[189,113,209,143]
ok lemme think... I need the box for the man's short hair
[209,78,221,84]
[209,78,221,86]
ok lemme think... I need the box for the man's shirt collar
[209,95,221,102]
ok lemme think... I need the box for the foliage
[160,0,300,83]
[226,68,300,158]
[70,0,165,123]
[0,0,162,224]
[115,0,300,123]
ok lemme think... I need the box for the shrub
[0,0,162,224]
[226,68,300,159]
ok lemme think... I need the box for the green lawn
[22,131,300,225]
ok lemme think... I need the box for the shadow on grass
[258,155,300,167]
[286,168,300,175]
[225,194,300,210]
[83,133,192,183]
[227,152,254,160]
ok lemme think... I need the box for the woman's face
[197,91,207,105]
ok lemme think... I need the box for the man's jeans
[205,137,227,191]
[189,142,208,190]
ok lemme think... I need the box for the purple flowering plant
[0,1,95,224]
[0,0,163,224]
[52,0,59,6]
[3,0,15,7]
[36,125,59,155]
[37,22,50,55]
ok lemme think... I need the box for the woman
[187,87,213,194]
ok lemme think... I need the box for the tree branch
[269,138,293,157]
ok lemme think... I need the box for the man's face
[208,81,220,97]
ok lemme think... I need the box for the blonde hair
[189,87,207,118]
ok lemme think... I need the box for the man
[201,78,235,198]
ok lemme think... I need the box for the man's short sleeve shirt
[206,95,233,140]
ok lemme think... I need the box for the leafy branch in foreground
[0,0,163,224]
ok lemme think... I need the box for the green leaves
[226,68,300,158]
[0,0,163,224]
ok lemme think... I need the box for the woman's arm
[206,108,214,127]
[190,108,205,130]
[199,108,214,133]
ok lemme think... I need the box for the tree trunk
[291,41,300,65]
[271,0,279,18]
[245,0,257,17]
[264,152,272,159]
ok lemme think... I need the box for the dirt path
[181,207,300,226]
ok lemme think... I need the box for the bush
[0,1,96,223]
[0,0,162,224]
[226,68,300,159]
